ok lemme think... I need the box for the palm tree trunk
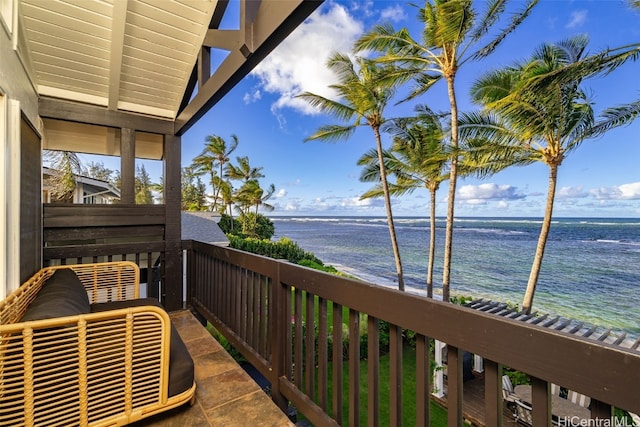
[427,188,437,298]
[442,75,459,303]
[374,126,405,291]
[522,163,559,314]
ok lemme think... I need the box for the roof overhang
[22,0,322,138]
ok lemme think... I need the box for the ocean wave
[592,239,640,246]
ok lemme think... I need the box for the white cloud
[457,183,525,205]
[566,10,587,29]
[380,5,407,22]
[340,197,383,208]
[557,186,588,199]
[590,182,640,200]
[242,89,261,104]
[276,188,287,198]
[250,4,364,116]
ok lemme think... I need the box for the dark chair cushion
[21,269,91,322]
[91,298,195,397]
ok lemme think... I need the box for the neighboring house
[42,167,120,204]
[181,211,229,246]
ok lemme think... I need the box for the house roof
[465,299,640,354]
[42,166,121,199]
[181,211,229,246]
[21,0,322,135]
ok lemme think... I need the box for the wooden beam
[120,128,135,204]
[198,47,211,89]
[202,29,241,50]
[108,0,128,110]
[175,0,322,135]
[39,98,173,135]
[177,0,230,117]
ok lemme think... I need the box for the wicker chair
[0,261,195,426]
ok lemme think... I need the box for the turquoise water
[272,216,640,336]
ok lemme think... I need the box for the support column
[473,354,484,375]
[163,133,182,311]
[432,339,445,398]
[120,128,135,204]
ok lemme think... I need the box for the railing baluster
[349,309,360,427]
[305,291,316,400]
[368,315,380,427]
[318,297,328,411]
[590,399,612,421]
[447,345,463,427]
[256,272,263,355]
[294,288,303,390]
[332,302,344,424]
[284,283,292,381]
[484,360,502,427]
[253,271,260,349]
[240,266,247,341]
[390,324,402,427]
[415,334,430,427]
[531,376,551,427]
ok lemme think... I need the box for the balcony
[41,205,640,426]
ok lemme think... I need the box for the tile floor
[131,310,294,427]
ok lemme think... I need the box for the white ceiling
[21,0,218,119]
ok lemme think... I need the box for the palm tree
[225,156,265,184]
[355,0,537,301]
[462,35,640,313]
[192,134,238,210]
[358,106,449,297]
[235,180,275,236]
[297,53,406,291]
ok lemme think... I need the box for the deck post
[270,260,288,412]
[163,133,183,311]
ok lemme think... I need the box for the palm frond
[296,92,357,122]
[589,98,640,137]
[522,42,640,95]
[472,0,538,60]
[469,0,507,43]
[305,124,357,143]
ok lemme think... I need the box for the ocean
[272,216,640,336]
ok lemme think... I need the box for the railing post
[270,259,288,412]
[531,376,551,427]
[484,360,502,427]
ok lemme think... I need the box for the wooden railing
[43,204,166,299]
[184,240,640,426]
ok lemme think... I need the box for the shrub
[218,213,240,234]
[228,235,324,265]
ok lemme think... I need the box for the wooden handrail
[184,240,640,425]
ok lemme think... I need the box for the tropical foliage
[298,52,407,291]
[355,0,538,302]
[358,106,449,297]
[192,134,238,211]
[461,35,640,312]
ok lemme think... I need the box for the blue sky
[110,1,640,217]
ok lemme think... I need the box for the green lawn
[318,344,450,426]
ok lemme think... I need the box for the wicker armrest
[0,305,173,426]
[49,261,141,303]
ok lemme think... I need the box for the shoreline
[327,262,637,340]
